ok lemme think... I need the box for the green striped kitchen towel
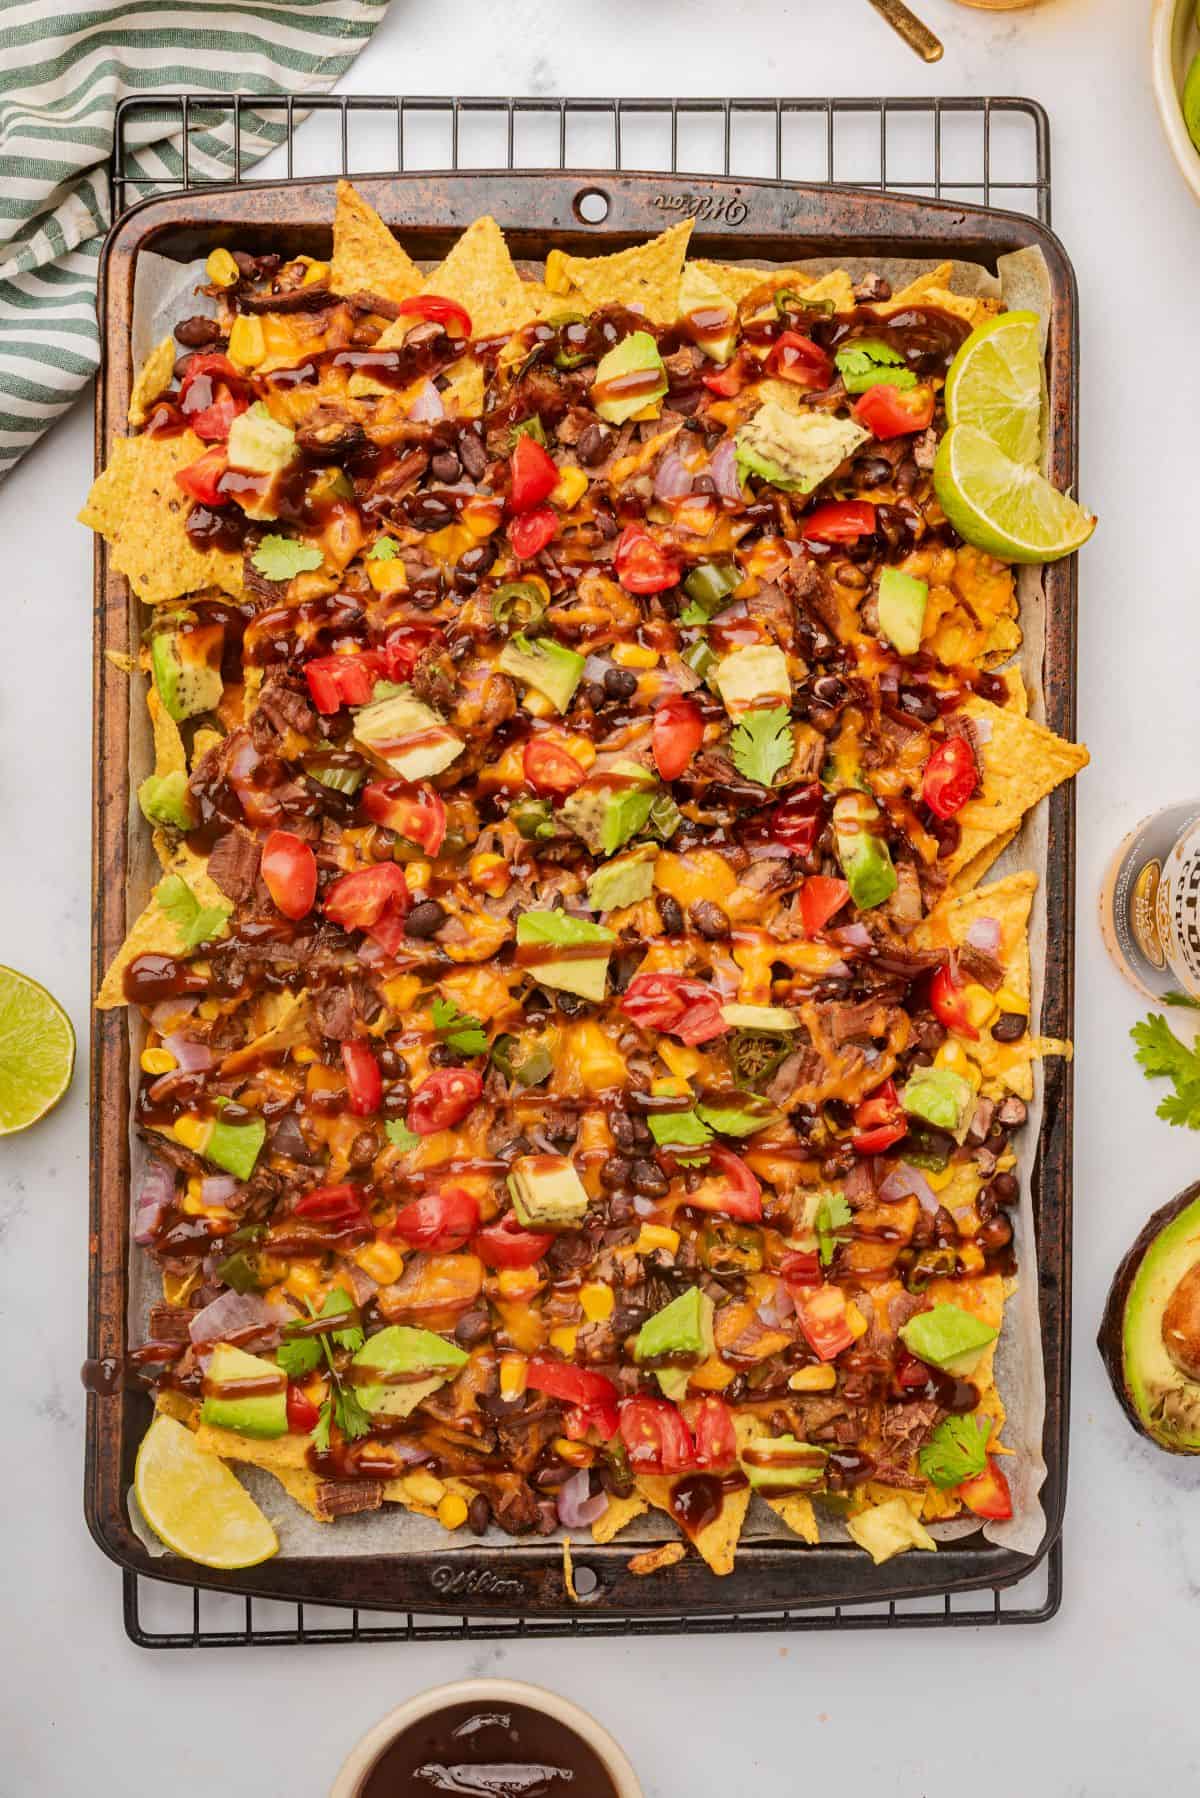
[0,0,389,481]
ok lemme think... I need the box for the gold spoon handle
[866,0,945,61]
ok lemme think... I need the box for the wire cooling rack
[108,91,1058,1647]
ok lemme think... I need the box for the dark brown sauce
[123,954,208,1005]
[668,1470,747,1535]
[359,1700,619,1798]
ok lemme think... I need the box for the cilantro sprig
[918,1414,991,1489]
[1131,1014,1200,1128]
[729,706,793,788]
[431,995,489,1057]
[251,535,324,581]
[157,873,230,949]
[278,1291,370,1445]
[384,1119,421,1151]
[815,1191,853,1266]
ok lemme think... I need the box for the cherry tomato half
[509,505,559,560]
[174,446,228,506]
[618,1397,696,1475]
[853,382,936,440]
[408,1066,484,1136]
[381,623,445,683]
[684,1144,763,1224]
[769,783,825,855]
[286,1384,321,1433]
[293,1183,368,1224]
[342,1040,382,1117]
[473,1214,556,1270]
[260,829,317,921]
[614,526,681,595]
[691,1396,738,1471]
[701,358,749,398]
[527,1359,620,1410]
[509,435,560,513]
[922,735,978,820]
[304,653,380,714]
[323,863,409,932]
[180,353,249,441]
[797,1285,855,1362]
[851,1078,908,1156]
[652,696,705,781]
[395,293,472,338]
[393,1186,480,1253]
[801,501,877,544]
[930,964,979,1041]
[523,737,587,797]
[765,331,833,391]
[957,1456,1014,1521]
[361,781,447,856]
[798,875,850,937]
[620,972,729,1046]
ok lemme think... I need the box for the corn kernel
[140,1047,176,1075]
[962,984,999,1031]
[162,1269,200,1306]
[470,851,511,897]
[181,1177,206,1217]
[565,735,597,769]
[402,860,431,893]
[462,498,504,538]
[549,1326,578,1357]
[658,1041,701,1082]
[611,642,659,670]
[958,1243,986,1276]
[367,559,408,595]
[499,1354,528,1401]
[197,998,221,1021]
[437,1493,469,1531]
[205,247,240,288]
[845,1300,869,1340]
[354,1241,404,1285]
[172,1114,211,1154]
[522,690,555,718]
[635,1224,679,1256]
[497,1267,540,1300]
[789,1364,838,1392]
[299,257,331,286]
[292,1046,318,1065]
[550,466,588,510]
[425,523,474,564]
[553,1437,593,1466]
[630,400,662,423]
[405,1469,446,1506]
[256,1254,289,1284]
[935,1040,971,1077]
[580,1282,614,1323]
[925,1165,955,1193]
[690,1355,736,1391]
[227,314,265,369]
[285,1260,323,1301]
[994,985,1028,1016]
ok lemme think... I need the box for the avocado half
[1098,1181,1200,1453]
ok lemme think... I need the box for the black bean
[457,426,488,479]
[600,1154,632,1190]
[996,1096,1027,1128]
[349,1129,378,1169]
[610,1110,636,1151]
[631,1158,668,1198]
[454,1308,491,1347]
[458,540,496,581]
[576,422,610,466]
[555,991,588,1018]
[689,900,729,941]
[656,894,684,936]
[604,667,638,700]
[991,1011,1028,1043]
[405,899,446,938]
[855,454,892,487]
[430,450,461,482]
[377,1046,401,1079]
[381,1085,411,1117]
[896,457,920,493]
[988,1172,1019,1206]
[582,680,607,710]
[429,1043,463,1069]
[230,251,258,280]
[467,1493,491,1535]
[174,315,223,348]
[978,1215,1013,1254]
[593,499,620,540]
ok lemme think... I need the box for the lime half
[944,309,1045,465]
[134,1415,279,1569]
[0,966,75,1135]
[934,425,1096,565]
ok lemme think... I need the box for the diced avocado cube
[150,622,224,723]
[715,643,790,716]
[515,909,614,1001]
[508,1153,590,1229]
[560,760,657,858]
[226,401,298,475]
[206,1106,266,1181]
[353,691,464,781]
[678,264,739,365]
[832,791,897,911]
[877,568,929,657]
[740,1433,828,1493]
[834,339,917,396]
[720,1003,799,1032]
[351,1325,467,1419]
[590,331,668,425]
[138,769,195,832]
[899,1303,998,1377]
[497,635,585,714]
[586,847,657,912]
[200,1342,287,1439]
[734,402,869,496]
[902,1066,974,1141]
[634,1288,714,1390]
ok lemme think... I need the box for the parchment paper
[121,241,1057,1565]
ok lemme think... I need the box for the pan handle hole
[571,1564,600,1600]
[574,187,610,225]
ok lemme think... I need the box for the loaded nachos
[85,182,1089,1576]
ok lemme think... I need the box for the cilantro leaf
[729,706,794,788]
[647,1108,714,1150]
[365,536,399,562]
[315,1288,365,1355]
[1131,1014,1197,1081]
[385,1119,420,1151]
[1157,1085,1200,1129]
[156,873,231,949]
[816,1190,853,1266]
[251,535,324,581]
[276,1335,322,1379]
[311,1400,332,1452]
[431,995,489,1057]
[918,1414,991,1489]
[333,1383,372,1442]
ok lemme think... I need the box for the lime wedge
[0,966,75,1135]
[934,425,1096,565]
[134,1415,278,1569]
[944,310,1045,465]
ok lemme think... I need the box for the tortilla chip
[442,355,485,419]
[920,1485,963,1522]
[764,1492,820,1544]
[219,990,314,1075]
[419,216,534,340]
[547,220,693,327]
[147,687,186,778]
[95,889,185,1009]
[329,179,423,305]
[591,1491,649,1543]
[1001,668,1028,716]
[155,1391,199,1427]
[944,698,1088,884]
[876,262,1000,330]
[127,335,177,429]
[79,431,244,605]
[627,1541,688,1576]
[847,1495,937,1564]
[921,546,1021,670]
[192,725,223,768]
[637,1472,750,1577]
[690,259,787,307]
[191,1424,310,1471]
[951,824,1020,894]
[799,268,857,313]
[153,832,230,914]
[270,1467,334,1522]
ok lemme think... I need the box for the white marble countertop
[6,0,1200,1789]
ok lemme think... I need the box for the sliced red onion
[133,1159,175,1245]
[357,939,388,966]
[188,1289,291,1348]
[408,379,445,423]
[710,437,742,502]
[632,1194,658,1218]
[163,1033,213,1074]
[200,1174,238,1206]
[973,717,993,743]
[229,737,260,782]
[842,1159,876,1203]
[556,1468,609,1529]
[832,922,873,951]
[879,1163,937,1212]
[757,1285,795,1327]
[150,997,197,1031]
[653,451,692,501]
[965,916,1001,956]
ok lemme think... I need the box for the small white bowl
[330,1678,643,1798]
[1151,0,1200,202]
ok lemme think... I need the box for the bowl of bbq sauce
[332,1679,642,1798]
